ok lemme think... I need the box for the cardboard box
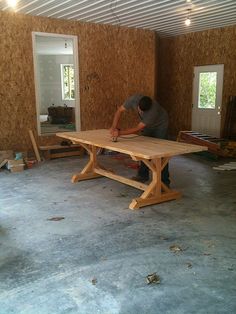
[7,159,25,173]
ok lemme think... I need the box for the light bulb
[7,0,17,8]
[185,18,191,26]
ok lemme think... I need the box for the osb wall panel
[158,25,236,137]
[0,11,156,152]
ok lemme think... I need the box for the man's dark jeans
[138,127,170,186]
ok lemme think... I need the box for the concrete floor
[0,154,236,314]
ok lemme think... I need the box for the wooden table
[57,129,207,210]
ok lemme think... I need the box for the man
[110,94,170,186]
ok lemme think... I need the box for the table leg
[71,144,101,183]
[129,157,181,210]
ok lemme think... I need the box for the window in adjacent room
[61,64,75,100]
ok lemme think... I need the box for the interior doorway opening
[32,32,80,135]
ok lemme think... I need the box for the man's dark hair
[139,96,152,111]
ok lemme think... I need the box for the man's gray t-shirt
[123,94,168,130]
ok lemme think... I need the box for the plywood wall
[158,25,236,137]
[0,11,156,151]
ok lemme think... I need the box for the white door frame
[192,64,224,137]
[32,32,81,136]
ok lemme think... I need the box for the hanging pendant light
[185,9,191,26]
[185,17,191,26]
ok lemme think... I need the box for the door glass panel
[198,72,217,109]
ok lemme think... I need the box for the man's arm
[110,105,126,133]
[112,122,145,137]
[117,122,146,136]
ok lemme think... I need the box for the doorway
[192,64,224,137]
[32,32,80,135]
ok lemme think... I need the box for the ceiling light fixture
[185,9,191,26]
[185,17,191,26]
[7,0,17,8]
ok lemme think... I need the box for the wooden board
[29,130,41,162]
[39,144,81,150]
[57,129,207,159]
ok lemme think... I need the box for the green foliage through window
[198,72,217,109]
[61,64,75,100]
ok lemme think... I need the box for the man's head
[138,96,152,112]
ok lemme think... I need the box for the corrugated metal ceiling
[1,0,236,37]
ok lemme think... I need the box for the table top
[57,129,207,159]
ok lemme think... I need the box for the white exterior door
[192,64,224,137]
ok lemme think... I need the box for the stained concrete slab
[0,154,236,314]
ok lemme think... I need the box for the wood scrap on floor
[169,244,183,253]
[213,162,236,171]
[0,150,14,168]
[91,278,97,285]
[47,217,65,221]
[146,273,161,285]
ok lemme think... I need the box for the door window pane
[198,72,217,109]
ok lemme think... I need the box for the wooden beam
[71,172,101,183]
[49,151,83,159]
[29,130,41,162]
[129,190,181,210]
[94,167,147,190]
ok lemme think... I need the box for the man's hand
[110,128,119,142]
[110,128,119,139]
[109,127,115,135]
[112,128,119,138]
